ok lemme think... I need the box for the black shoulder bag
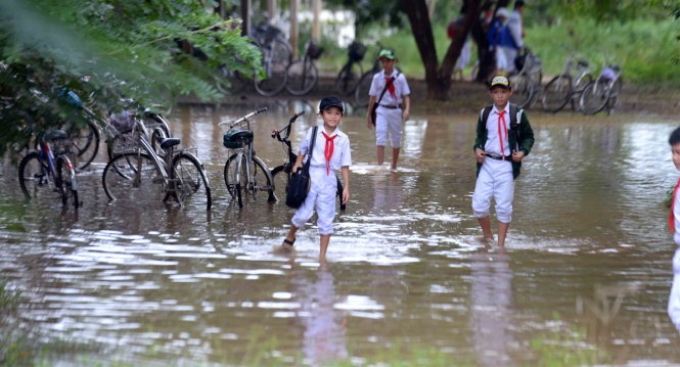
[285,126,318,208]
[370,72,399,125]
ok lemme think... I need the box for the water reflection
[2,106,680,365]
[470,247,513,367]
[290,263,348,365]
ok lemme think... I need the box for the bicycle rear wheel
[580,79,609,115]
[172,153,212,211]
[335,62,363,96]
[509,74,534,108]
[18,151,55,201]
[224,153,247,208]
[102,152,164,204]
[285,58,318,96]
[68,118,100,171]
[354,71,375,108]
[541,74,572,113]
[271,164,291,203]
[56,155,79,209]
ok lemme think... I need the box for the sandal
[273,237,295,254]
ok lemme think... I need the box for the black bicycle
[285,41,324,96]
[353,41,385,108]
[334,41,366,96]
[269,111,346,210]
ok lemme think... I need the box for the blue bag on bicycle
[285,126,317,208]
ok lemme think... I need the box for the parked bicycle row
[12,87,345,214]
[504,47,623,115]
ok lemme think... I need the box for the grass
[311,16,680,88]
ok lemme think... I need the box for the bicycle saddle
[160,137,181,150]
[45,129,69,141]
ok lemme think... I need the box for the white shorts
[375,106,403,148]
[471,158,515,223]
[291,167,338,235]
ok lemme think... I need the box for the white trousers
[471,158,515,223]
[668,247,680,332]
[375,106,403,148]
[291,167,338,235]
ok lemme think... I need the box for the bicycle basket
[109,110,135,135]
[223,129,254,149]
[348,41,366,62]
[307,42,324,60]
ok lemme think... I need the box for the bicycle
[579,55,623,115]
[269,111,346,210]
[508,48,543,109]
[541,50,593,113]
[250,24,292,97]
[18,129,79,209]
[354,42,387,108]
[285,41,324,96]
[334,40,367,96]
[105,100,172,160]
[102,114,211,210]
[220,107,274,209]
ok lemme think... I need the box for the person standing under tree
[471,76,534,248]
[365,49,411,171]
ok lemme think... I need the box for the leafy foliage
[0,0,261,156]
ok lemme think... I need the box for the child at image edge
[472,76,534,247]
[276,96,352,261]
[365,48,411,170]
[667,126,680,333]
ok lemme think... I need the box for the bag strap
[482,103,522,150]
[376,71,400,106]
[303,126,318,170]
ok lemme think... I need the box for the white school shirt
[299,126,352,173]
[368,70,411,106]
[483,105,512,157]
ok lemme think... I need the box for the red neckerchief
[496,110,507,155]
[385,75,396,99]
[321,131,336,176]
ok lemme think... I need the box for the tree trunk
[402,0,441,99]
[403,0,484,100]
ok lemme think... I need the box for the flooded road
[1,100,679,366]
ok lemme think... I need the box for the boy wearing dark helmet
[276,96,352,261]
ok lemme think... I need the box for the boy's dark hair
[669,126,680,146]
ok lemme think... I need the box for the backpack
[481,103,522,148]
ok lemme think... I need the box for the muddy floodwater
[1,99,679,366]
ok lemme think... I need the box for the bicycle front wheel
[541,74,572,113]
[18,151,54,201]
[172,153,212,211]
[271,164,290,203]
[102,152,164,204]
[69,118,100,171]
[354,71,375,108]
[335,62,363,96]
[254,39,290,97]
[224,153,247,208]
[580,80,609,115]
[285,58,318,96]
[56,155,79,209]
[509,74,534,108]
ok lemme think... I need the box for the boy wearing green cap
[365,49,411,171]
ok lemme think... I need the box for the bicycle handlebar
[272,111,305,141]
[219,107,268,128]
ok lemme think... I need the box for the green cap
[378,49,396,60]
